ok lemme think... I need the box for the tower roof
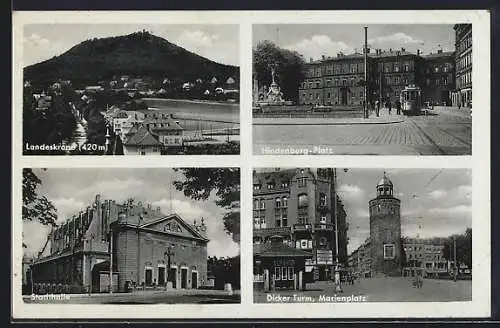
[377,172,393,187]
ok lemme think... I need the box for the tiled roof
[124,125,162,146]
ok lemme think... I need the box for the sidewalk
[253,113,404,125]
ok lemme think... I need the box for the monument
[254,65,292,108]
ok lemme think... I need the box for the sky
[23,24,239,67]
[23,168,240,259]
[253,24,456,61]
[255,168,471,254]
[336,169,471,254]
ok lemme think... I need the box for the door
[191,271,198,289]
[145,268,153,286]
[340,88,348,105]
[181,268,188,289]
[158,267,165,286]
[169,268,177,288]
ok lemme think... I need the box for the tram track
[407,119,447,155]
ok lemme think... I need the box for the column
[263,269,269,291]
[298,270,303,291]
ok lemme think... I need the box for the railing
[293,224,312,231]
[314,223,334,231]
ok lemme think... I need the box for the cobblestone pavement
[253,108,472,155]
[255,276,472,303]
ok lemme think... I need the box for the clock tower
[368,172,402,276]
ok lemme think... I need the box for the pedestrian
[387,99,392,115]
[396,99,402,115]
[458,101,462,110]
[375,100,380,117]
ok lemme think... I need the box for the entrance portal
[145,268,153,286]
[181,268,188,289]
[158,267,165,286]
[340,88,348,105]
[169,267,177,288]
[191,271,198,289]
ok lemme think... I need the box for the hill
[24,31,239,89]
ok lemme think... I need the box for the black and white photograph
[22,168,240,304]
[22,24,240,155]
[253,168,472,303]
[253,24,472,155]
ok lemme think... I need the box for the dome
[377,172,393,187]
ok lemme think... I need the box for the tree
[253,40,305,103]
[442,228,472,268]
[22,169,58,248]
[173,168,240,243]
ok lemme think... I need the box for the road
[255,276,472,303]
[253,107,472,155]
[24,289,241,304]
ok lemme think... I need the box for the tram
[400,85,423,115]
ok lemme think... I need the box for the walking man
[387,99,392,115]
[375,100,380,117]
[396,99,402,115]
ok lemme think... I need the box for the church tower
[368,172,402,276]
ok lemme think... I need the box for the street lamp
[332,168,343,293]
[165,246,175,288]
[363,26,368,119]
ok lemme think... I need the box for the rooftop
[124,125,162,146]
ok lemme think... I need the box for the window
[267,183,275,190]
[260,200,266,209]
[297,177,307,187]
[253,184,261,191]
[434,66,439,73]
[288,267,295,280]
[253,199,259,209]
[281,267,288,280]
[394,65,400,72]
[319,237,328,247]
[320,216,327,223]
[282,215,288,227]
[301,240,308,248]
[319,193,327,206]
[298,194,309,208]
[282,196,288,208]
[275,198,281,208]
[384,244,395,259]
[274,267,281,280]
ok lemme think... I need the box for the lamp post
[332,168,342,292]
[453,235,457,282]
[363,26,368,119]
[109,226,113,294]
[165,246,175,288]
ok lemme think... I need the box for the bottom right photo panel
[253,168,472,303]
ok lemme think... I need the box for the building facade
[348,238,372,278]
[299,47,457,107]
[402,237,450,278]
[29,195,209,293]
[253,168,349,284]
[368,173,402,277]
[453,24,472,108]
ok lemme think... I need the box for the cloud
[176,30,215,49]
[285,35,353,61]
[368,32,424,46]
[429,205,472,216]
[428,189,447,199]
[24,33,50,47]
[338,184,366,202]
[151,198,207,221]
[51,197,86,223]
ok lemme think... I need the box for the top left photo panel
[21,24,240,155]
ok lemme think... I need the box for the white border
[11,10,490,319]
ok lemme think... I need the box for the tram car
[400,85,423,115]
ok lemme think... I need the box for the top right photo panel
[252,24,472,156]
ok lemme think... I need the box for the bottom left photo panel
[21,167,240,304]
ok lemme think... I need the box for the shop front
[254,235,312,292]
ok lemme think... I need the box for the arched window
[282,196,288,208]
[260,199,266,210]
[275,198,281,208]
[298,194,309,208]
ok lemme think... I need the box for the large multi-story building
[453,24,472,108]
[402,237,450,278]
[299,47,457,107]
[347,238,372,278]
[28,195,209,293]
[253,168,349,284]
